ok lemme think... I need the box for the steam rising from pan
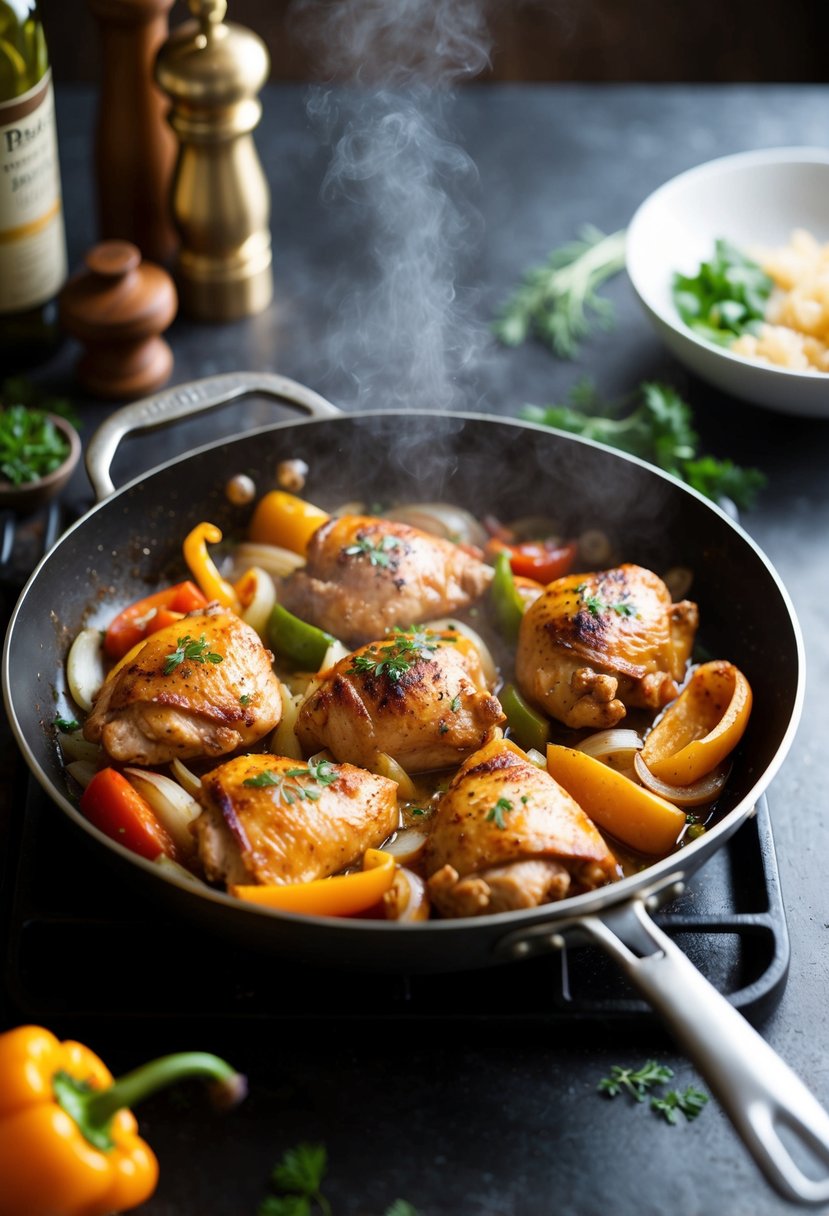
[292,0,493,411]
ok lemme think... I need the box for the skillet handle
[582,898,829,1205]
[85,371,342,501]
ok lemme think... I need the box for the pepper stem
[54,1052,246,1151]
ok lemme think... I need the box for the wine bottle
[0,0,67,370]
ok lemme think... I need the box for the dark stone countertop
[3,84,829,1216]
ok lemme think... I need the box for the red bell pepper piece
[103,581,208,659]
[487,538,578,585]
[80,768,178,862]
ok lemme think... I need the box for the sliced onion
[383,503,488,548]
[65,759,99,790]
[58,729,103,765]
[236,566,277,639]
[384,867,430,922]
[319,639,349,671]
[229,542,305,580]
[374,752,417,799]
[526,747,547,768]
[123,767,202,856]
[154,854,207,886]
[578,528,612,565]
[577,729,644,760]
[66,627,106,712]
[634,750,731,807]
[171,757,202,797]
[383,828,427,865]
[271,681,304,760]
[424,617,498,689]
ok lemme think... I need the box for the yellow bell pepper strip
[268,599,335,670]
[490,549,525,641]
[0,1025,245,1216]
[546,743,687,855]
[183,522,240,611]
[230,848,395,916]
[247,490,330,554]
[501,682,550,753]
[640,660,753,785]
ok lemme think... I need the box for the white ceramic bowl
[626,148,829,417]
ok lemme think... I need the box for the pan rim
[1,407,806,935]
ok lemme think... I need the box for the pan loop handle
[85,372,342,501]
[581,898,829,1205]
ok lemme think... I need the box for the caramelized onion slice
[634,750,730,807]
[383,503,488,547]
[576,729,644,760]
[383,828,428,865]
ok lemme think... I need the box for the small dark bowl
[0,414,82,514]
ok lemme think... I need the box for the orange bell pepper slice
[80,768,178,863]
[230,849,396,916]
[640,660,753,786]
[247,490,330,554]
[0,1025,244,1216]
[546,743,687,855]
[103,581,207,659]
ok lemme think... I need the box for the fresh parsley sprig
[576,584,639,619]
[243,758,339,803]
[598,1061,710,1126]
[0,403,70,486]
[258,1143,419,1216]
[163,633,224,675]
[522,379,766,511]
[485,796,514,831]
[348,627,444,682]
[494,226,627,358]
[343,534,402,568]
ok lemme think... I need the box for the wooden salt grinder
[59,240,178,399]
[87,0,178,264]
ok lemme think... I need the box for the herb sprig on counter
[673,238,773,346]
[493,226,627,358]
[521,379,766,511]
[258,1142,419,1216]
[598,1060,710,1127]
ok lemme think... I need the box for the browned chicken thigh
[423,737,618,917]
[515,564,698,729]
[279,514,493,643]
[296,627,505,772]
[84,607,282,765]
[193,753,399,887]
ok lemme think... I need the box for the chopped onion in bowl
[634,750,730,807]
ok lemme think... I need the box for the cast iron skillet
[3,373,826,1202]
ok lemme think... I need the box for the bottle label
[0,71,67,314]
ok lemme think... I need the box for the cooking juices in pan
[57,483,753,921]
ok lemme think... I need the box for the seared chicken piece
[193,752,399,887]
[296,627,505,772]
[422,737,617,917]
[279,514,493,643]
[84,607,282,765]
[515,564,698,730]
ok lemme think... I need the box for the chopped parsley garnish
[672,238,773,346]
[450,694,461,713]
[485,797,514,831]
[598,1061,710,1127]
[651,1086,710,1125]
[54,716,80,733]
[348,627,444,682]
[343,533,402,568]
[239,694,251,706]
[598,1060,674,1102]
[243,758,338,804]
[163,633,224,675]
[0,403,71,486]
[521,379,766,511]
[576,583,638,619]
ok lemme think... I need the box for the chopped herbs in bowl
[626,147,829,416]
[0,381,81,512]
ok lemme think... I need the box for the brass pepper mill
[154,0,273,321]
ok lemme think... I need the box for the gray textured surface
[23,84,829,1215]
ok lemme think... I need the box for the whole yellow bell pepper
[640,660,752,785]
[0,1025,245,1216]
